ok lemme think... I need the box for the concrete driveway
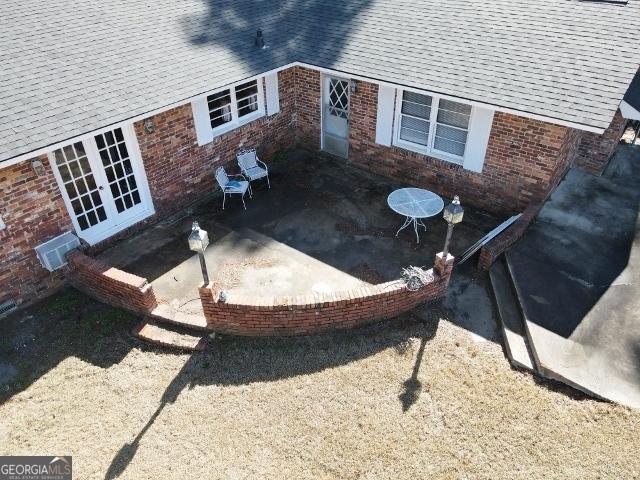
[507,144,640,408]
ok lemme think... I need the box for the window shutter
[375,85,396,146]
[462,107,494,173]
[191,96,213,146]
[265,73,280,116]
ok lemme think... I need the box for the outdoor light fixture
[188,221,210,285]
[143,118,156,134]
[442,195,464,260]
[31,159,45,177]
[350,80,358,95]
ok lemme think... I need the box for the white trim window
[192,77,272,146]
[395,91,470,163]
[389,88,494,172]
[207,79,264,134]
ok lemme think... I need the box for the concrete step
[133,321,208,351]
[489,257,535,372]
[148,303,209,332]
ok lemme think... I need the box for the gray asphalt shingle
[1,0,640,164]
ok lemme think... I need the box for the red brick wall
[0,155,74,305]
[134,70,296,218]
[66,251,157,314]
[477,201,543,270]
[346,79,580,216]
[292,66,584,215]
[574,110,627,175]
[199,253,453,336]
[294,66,322,150]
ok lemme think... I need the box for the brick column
[434,252,454,281]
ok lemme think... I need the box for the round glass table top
[387,188,444,219]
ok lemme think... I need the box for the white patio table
[387,188,444,244]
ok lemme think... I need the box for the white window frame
[207,78,265,138]
[393,90,472,165]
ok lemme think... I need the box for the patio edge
[198,252,454,336]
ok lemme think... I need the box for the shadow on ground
[0,288,140,404]
[507,143,640,407]
[104,309,441,480]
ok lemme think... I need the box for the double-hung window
[395,90,472,163]
[206,78,264,134]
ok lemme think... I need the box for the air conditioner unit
[35,232,81,272]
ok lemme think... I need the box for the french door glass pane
[52,142,107,231]
[94,127,142,214]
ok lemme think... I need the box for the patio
[98,149,500,324]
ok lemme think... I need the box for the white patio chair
[215,166,252,210]
[237,148,270,189]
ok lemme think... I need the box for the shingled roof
[2,0,640,164]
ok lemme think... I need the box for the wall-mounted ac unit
[35,232,81,271]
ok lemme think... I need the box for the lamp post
[188,221,210,285]
[442,195,464,260]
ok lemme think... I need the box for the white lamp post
[188,221,210,285]
[442,195,464,260]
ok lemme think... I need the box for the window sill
[211,110,265,139]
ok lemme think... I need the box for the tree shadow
[179,0,375,76]
[398,314,439,412]
[0,288,139,404]
[104,313,439,479]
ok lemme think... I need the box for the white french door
[49,124,154,245]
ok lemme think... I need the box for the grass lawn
[0,287,639,479]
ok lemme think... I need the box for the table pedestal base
[396,216,428,244]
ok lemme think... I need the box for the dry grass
[1,291,639,479]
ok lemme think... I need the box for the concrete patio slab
[507,144,640,408]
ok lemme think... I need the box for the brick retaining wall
[66,251,157,314]
[574,110,627,175]
[477,202,543,270]
[198,253,454,336]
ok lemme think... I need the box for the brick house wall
[0,155,73,306]
[345,79,582,215]
[0,65,613,306]
[134,69,296,219]
[293,66,322,150]
[574,110,627,175]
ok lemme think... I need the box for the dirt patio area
[1,286,639,479]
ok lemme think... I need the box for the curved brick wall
[66,251,157,314]
[199,253,454,336]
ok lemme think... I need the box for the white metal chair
[237,149,270,189]
[215,166,251,210]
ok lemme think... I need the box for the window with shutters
[394,90,473,164]
[206,78,264,134]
